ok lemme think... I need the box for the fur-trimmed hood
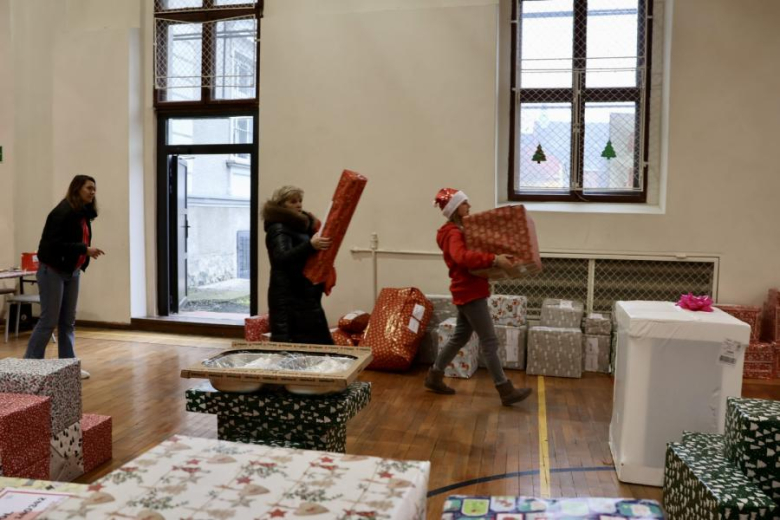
[262,201,317,233]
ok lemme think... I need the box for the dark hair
[65,175,98,215]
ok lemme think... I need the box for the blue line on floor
[426,466,615,498]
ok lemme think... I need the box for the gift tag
[589,313,604,320]
[559,300,573,309]
[718,338,744,366]
[412,303,426,321]
[408,316,420,334]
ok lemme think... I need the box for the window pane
[519,0,573,89]
[168,117,254,145]
[160,22,202,102]
[215,0,255,5]
[582,102,639,190]
[213,18,258,100]
[516,103,572,191]
[155,0,202,11]
[586,0,640,88]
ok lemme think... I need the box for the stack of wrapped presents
[0,358,111,481]
[526,298,585,378]
[762,289,780,376]
[716,303,771,379]
[434,294,528,379]
[663,397,780,519]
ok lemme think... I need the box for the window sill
[501,200,665,215]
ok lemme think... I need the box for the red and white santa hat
[433,188,468,219]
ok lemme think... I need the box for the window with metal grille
[153,0,262,107]
[509,0,654,202]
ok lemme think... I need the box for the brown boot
[424,367,455,395]
[496,380,532,406]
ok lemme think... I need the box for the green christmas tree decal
[532,144,547,164]
[601,139,617,160]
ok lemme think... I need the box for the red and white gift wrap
[330,328,355,347]
[463,205,542,278]
[743,361,773,380]
[81,414,112,473]
[303,170,368,292]
[438,318,479,379]
[244,314,270,342]
[338,311,371,333]
[0,393,51,479]
[762,300,779,343]
[364,288,432,371]
[744,342,773,364]
[488,295,527,327]
[350,332,365,346]
[714,304,762,343]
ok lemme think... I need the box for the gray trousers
[434,297,507,385]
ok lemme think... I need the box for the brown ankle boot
[496,380,532,406]
[424,367,455,395]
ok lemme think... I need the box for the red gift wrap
[715,305,762,342]
[745,342,773,364]
[303,170,368,294]
[81,413,112,473]
[350,332,364,346]
[744,361,773,380]
[762,302,779,343]
[244,314,270,342]
[0,393,51,478]
[20,252,39,272]
[364,288,433,371]
[463,205,542,278]
[330,328,355,347]
[338,311,370,333]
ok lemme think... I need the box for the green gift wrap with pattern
[217,415,348,452]
[440,495,665,519]
[663,431,776,519]
[724,397,780,502]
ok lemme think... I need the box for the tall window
[509,0,653,202]
[154,0,261,106]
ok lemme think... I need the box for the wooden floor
[3,328,779,519]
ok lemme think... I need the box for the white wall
[0,0,15,277]
[3,0,779,325]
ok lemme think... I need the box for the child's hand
[494,254,516,271]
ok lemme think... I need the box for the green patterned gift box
[441,495,665,519]
[663,431,776,519]
[185,381,371,426]
[724,397,780,501]
[217,415,347,452]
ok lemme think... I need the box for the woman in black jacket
[262,185,333,344]
[24,175,104,378]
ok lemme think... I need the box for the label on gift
[585,338,599,371]
[0,488,72,517]
[505,328,520,362]
[589,313,603,320]
[559,300,573,309]
[718,338,744,366]
[408,316,420,334]
[412,303,426,321]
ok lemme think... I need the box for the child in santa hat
[426,188,533,406]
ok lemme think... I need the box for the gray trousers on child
[434,297,508,385]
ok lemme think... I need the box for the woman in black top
[262,185,333,344]
[24,175,104,378]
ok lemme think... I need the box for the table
[25,435,429,519]
[0,269,36,294]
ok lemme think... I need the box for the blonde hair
[270,185,303,206]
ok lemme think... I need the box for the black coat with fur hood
[262,202,333,345]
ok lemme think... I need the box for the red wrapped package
[0,393,51,478]
[304,170,368,294]
[762,302,779,343]
[714,304,762,342]
[745,342,773,363]
[331,328,355,346]
[351,332,364,346]
[364,288,433,371]
[245,314,270,342]
[463,205,542,279]
[338,310,370,333]
[82,413,112,473]
[744,361,773,380]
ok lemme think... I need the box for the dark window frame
[154,0,263,109]
[508,0,653,203]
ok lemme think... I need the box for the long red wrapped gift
[463,205,542,278]
[304,170,367,294]
[363,288,433,371]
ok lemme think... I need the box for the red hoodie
[436,222,495,306]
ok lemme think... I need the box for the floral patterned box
[81,414,112,474]
[724,397,780,501]
[50,421,84,482]
[488,295,527,327]
[478,325,527,371]
[218,415,348,453]
[41,435,430,520]
[438,318,479,379]
[526,327,583,379]
[0,393,51,479]
[185,381,371,427]
[540,298,585,329]
[582,334,611,373]
[583,312,612,336]
[441,495,665,519]
[0,358,81,435]
[663,432,776,520]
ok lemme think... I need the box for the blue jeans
[24,265,80,359]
